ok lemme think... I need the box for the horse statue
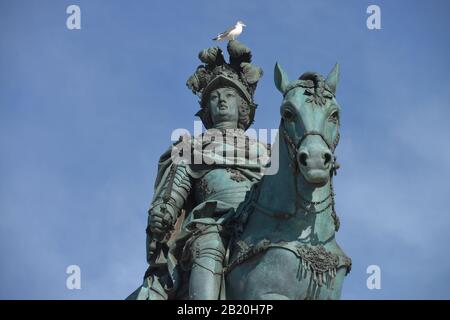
[224,63,351,299]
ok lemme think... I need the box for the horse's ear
[326,63,340,96]
[274,62,289,94]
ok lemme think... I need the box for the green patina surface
[127,40,350,300]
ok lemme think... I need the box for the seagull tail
[212,33,225,41]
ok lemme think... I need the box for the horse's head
[274,63,341,186]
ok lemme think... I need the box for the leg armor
[188,225,226,300]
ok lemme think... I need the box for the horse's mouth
[300,168,330,185]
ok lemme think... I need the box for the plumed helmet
[186,40,263,130]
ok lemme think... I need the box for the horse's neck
[255,131,334,242]
[256,133,298,215]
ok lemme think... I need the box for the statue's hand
[148,204,176,242]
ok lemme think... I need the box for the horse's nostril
[299,152,308,166]
[323,152,332,166]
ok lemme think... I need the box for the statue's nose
[322,150,333,166]
[298,147,332,169]
[298,150,309,167]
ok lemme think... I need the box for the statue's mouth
[219,104,228,111]
[300,167,330,186]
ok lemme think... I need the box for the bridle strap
[296,131,333,151]
[281,121,338,176]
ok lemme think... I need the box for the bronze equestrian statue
[128,40,351,300]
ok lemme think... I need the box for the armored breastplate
[193,168,254,209]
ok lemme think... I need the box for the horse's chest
[227,242,350,300]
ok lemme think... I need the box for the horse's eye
[328,110,339,123]
[283,109,296,122]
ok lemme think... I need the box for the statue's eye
[283,109,296,122]
[304,88,314,96]
[226,93,235,98]
[328,110,339,124]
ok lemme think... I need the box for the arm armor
[152,163,192,218]
[146,163,192,263]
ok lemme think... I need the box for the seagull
[212,21,246,41]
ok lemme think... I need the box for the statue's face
[208,87,239,128]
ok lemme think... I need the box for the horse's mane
[296,72,333,106]
[298,71,325,87]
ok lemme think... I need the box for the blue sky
[1,0,449,299]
